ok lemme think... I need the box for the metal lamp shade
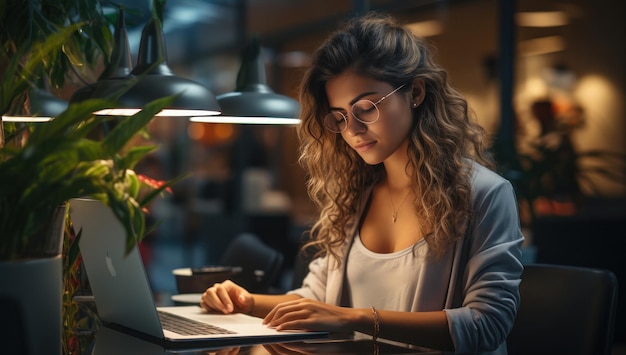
[191,38,299,124]
[69,8,133,108]
[210,87,300,124]
[72,12,220,117]
[2,88,68,123]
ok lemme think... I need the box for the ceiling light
[2,88,68,123]
[71,10,220,117]
[516,11,569,27]
[192,38,299,125]
[70,8,134,107]
[406,20,444,38]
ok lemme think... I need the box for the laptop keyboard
[158,311,236,336]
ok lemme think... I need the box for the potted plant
[511,99,626,228]
[0,8,181,355]
[0,99,178,355]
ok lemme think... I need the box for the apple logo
[105,251,117,277]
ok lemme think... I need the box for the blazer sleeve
[444,170,525,354]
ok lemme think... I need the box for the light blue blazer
[289,163,525,354]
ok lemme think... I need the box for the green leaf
[102,95,176,155]
[27,99,109,143]
[117,145,158,171]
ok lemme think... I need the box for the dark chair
[220,233,284,294]
[507,263,618,355]
[291,243,321,290]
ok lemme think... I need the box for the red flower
[137,174,173,194]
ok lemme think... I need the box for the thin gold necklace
[387,184,411,223]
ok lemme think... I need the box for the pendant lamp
[70,8,134,108]
[191,38,299,124]
[72,10,221,118]
[2,86,68,123]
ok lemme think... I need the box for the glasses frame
[323,83,407,133]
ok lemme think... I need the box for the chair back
[507,263,618,355]
[220,233,284,293]
[291,243,321,290]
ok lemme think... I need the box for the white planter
[0,204,66,355]
[0,255,62,355]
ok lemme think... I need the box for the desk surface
[87,325,442,355]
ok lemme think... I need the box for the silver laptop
[70,198,326,347]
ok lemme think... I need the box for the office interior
[51,0,626,351]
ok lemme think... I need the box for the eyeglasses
[323,83,406,133]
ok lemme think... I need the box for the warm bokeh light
[187,121,238,146]
[187,122,205,141]
[406,20,444,38]
[214,123,236,141]
[518,36,566,56]
[516,11,569,27]
[524,76,550,99]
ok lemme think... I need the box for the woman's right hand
[200,280,254,314]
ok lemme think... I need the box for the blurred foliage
[515,146,625,224]
[0,0,186,260]
[0,0,114,90]
[0,91,179,260]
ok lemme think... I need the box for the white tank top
[343,233,427,311]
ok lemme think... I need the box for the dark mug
[173,266,242,294]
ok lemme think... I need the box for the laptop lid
[71,198,326,346]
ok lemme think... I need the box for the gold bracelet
[371,306,380,342]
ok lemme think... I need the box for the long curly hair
[297,12,494,262]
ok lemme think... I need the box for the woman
[201,12,524,354]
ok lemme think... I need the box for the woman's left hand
[262,298,363,333]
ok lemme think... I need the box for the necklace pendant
[387,182,410,225]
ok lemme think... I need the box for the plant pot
[0,204,66,355]
[0,255,63,355]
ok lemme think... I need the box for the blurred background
[52,0,624,344]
